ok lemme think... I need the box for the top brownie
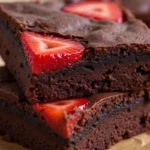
[0,0,150,103]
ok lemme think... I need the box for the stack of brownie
[0,0,150,150]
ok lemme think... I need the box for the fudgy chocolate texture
[121,0,150,27]
[0,66,150,150]
[0,1,150,103]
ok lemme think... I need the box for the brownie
[0,1,150,103]
[121,0,150,27]
[0,66,150,150]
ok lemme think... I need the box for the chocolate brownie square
[0,1,150,103]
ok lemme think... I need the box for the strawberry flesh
[63,2,123,23]
[33,98,89,139]
[21,32,85,74]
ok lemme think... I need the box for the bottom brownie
[0,93,150,150]
[0,66,150,150]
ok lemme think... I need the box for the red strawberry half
[63,2,123,23]
[21,32,85,74]
[33,98,89,139]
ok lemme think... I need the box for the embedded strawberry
[33,98,89,139]
[21,32,85,74]
[63,2,123,23]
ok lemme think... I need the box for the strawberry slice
[33,98,89,139]
[21,32,85,74]
[63,2,123,23]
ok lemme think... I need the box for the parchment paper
[0,132,150,150]
[0,0,150,149]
